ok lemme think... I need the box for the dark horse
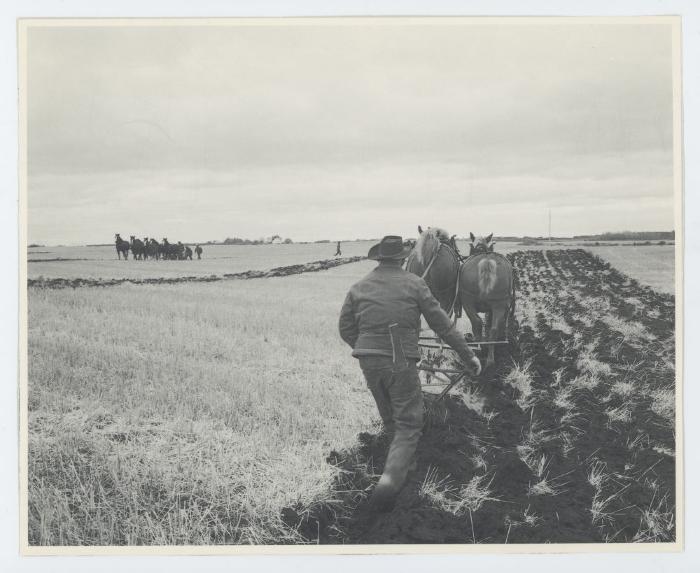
[459,233,514,368]
[115,234,129,260]
[130,236,146,260]
[146,238,160,260]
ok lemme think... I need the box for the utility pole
[548,208,552,244]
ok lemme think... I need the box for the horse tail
[478,258,497,295]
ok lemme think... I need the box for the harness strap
[420,242,465,318]
[446,263,463,316]
[421,243,442,279]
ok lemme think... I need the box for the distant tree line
[222,236,293,245]
[574,231,675,241]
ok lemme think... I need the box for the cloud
[28,150,673,244]
[25,21,676,243]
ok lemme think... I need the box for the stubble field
[26,243,677,545]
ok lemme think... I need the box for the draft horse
[115,234,130,260]
[459,233,515,368]
[405,226,462,316]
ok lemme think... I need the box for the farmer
[338,235,481,512]
[335,241,342,257]
[195,244,203,259]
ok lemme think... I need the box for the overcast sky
[26,20,676,245]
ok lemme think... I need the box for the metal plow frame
[417,334,509,400]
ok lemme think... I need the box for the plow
[416,333,509,399]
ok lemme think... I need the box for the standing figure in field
[459,233,514,369]
[115,233,130,260]
[339,235,481,512]
[405,226,462,316]
[184,245,193,260]
[195,245,203,260]
[335,241,342,257]
[176,241,185,260]
[130,236,145,260]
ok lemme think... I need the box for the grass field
[28,261,379,544]
[26,245,677,545]
[585,245,675,294]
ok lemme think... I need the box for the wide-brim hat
[368,235,413,260]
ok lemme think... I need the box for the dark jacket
[338,263,476,363]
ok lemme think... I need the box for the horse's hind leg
[485,310,493,336]
[486,304,507,369]
[462,302,483,343]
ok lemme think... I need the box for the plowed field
[286,249,676,544]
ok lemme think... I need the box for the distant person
[184,246,193,260]
[338,235,481,512]
[335,241,342,257]
[195,245,203,260]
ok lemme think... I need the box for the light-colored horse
[405,226,461,315]
[459,233,514,368]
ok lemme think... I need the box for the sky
[26,20,677,245]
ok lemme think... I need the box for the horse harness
[417,242,514,319]
[417,241,463,318]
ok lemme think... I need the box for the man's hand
[468,356,481,377]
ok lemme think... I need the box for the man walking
[334,241,342,257]
[338,235,481,512]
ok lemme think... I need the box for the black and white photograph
[19,15,682,552]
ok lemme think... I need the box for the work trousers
[358,355,423,496]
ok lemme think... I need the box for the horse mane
[415,227,450,265]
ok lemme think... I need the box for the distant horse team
[406,226,515,368]
[114,234,203,261]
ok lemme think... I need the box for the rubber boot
[368,455,418,513]
[368,475,400,513]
